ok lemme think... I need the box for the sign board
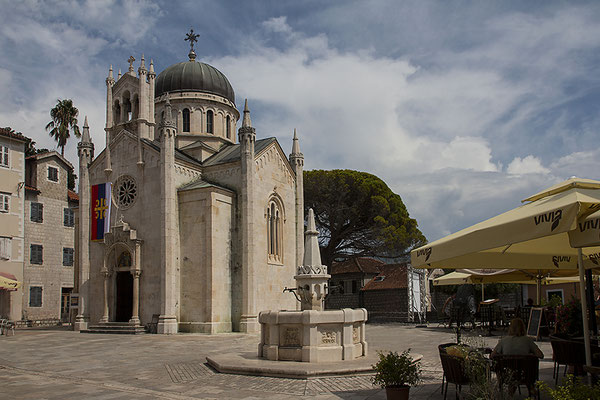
[527,307,545,340]
[70,293,79,309]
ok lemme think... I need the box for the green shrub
[371,350,421,388]
[538,375,600,400]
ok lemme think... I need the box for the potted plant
[555,298,583,338]
[371,349,422,400]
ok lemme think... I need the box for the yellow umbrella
[433,269,582,302]
[412,179,600,271]
[433,270,581,286]
[411,178,600,368]
[0,272,21,290]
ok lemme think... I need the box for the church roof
[141,138,203,167]
[155,60,235,103]
[178,179,232,193]
[203,137,276,166]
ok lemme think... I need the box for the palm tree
[45,99,81,156]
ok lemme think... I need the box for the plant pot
[385,385,410,400]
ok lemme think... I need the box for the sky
[1,0,600,244]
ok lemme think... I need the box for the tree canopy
[45,99,81,156]
[304,169,426,267]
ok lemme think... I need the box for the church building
[75,35,304,334]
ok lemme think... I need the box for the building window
[48,166,58,182]
[64,208,74,227]
[30,244,43,264]
[29,286,42,307]
[352,280,358,294]
[0,192,9,213]
[0,237,11,260]
[63,248,74,266]
[31,202,43,222]
[226,116,231,139]
[267,200,283,262]
[0,145,8,167]
[206,110,214,134]
[182,108,190,132]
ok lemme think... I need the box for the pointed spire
[291,128,301,155]
[242,99,252,128]
[303,208,323,268]
[117,68,122,80]
[81,116,91,143]
[149,59,154,73]
[108,65,113,79]
[140,54,146,69]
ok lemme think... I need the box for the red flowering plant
[554,298,583,337]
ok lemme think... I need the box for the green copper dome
[155,61,235,103]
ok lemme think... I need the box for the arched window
[182,108,190,132]
[267,198,283,262]
[226,115,231,139]
[206,110,214,134]
[114,101,121,125]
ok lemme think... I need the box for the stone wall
[361,289,410,322]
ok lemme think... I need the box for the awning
[0,272,21,290]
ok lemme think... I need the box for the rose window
[115,175,137,209]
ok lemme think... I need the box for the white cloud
[507,155,549,175]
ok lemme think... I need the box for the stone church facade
[75,45,304,334]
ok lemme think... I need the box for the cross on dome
[185,28,200,61]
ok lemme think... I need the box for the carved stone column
[100,269,109,323]
[130,270,141,325]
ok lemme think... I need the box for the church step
[82,322,146,334]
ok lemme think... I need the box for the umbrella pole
[536,276,541,305]
[481,283,484,301]
[578,248,592,369]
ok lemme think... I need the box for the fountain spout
[283,287,301,303]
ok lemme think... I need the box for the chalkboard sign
[527,307,545,340]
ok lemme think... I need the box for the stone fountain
[258,209,368,362]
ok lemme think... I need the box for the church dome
[155,60,235,103]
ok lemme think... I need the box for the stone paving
[0,324,556,399]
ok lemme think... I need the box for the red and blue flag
[91,183,112,241]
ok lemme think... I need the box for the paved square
[0,324,556,399]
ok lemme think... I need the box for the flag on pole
[91,183,112,241]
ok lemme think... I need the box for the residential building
[325,257,384,309]
[23,151,78,321]
[0,128,28,320]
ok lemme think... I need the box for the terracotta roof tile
[330,257,384,275]
[361,263,409,291]
[0,127,28,142]
[68,190,79,202]
[25,185,40,193]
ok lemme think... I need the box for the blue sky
[1,0,600,243]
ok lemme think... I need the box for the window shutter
[38,203,43,222]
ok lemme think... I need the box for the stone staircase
[81,322,146,334]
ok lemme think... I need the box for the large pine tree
[304,169,427,266]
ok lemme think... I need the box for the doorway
[60,288,72,322]
[115,271,133,322]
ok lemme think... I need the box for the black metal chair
[492,354,540,400]
[439,352,470,400]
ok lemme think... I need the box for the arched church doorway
[115,271,133,322]
[115,251,133,322]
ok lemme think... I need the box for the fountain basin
[258,308,368,362]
